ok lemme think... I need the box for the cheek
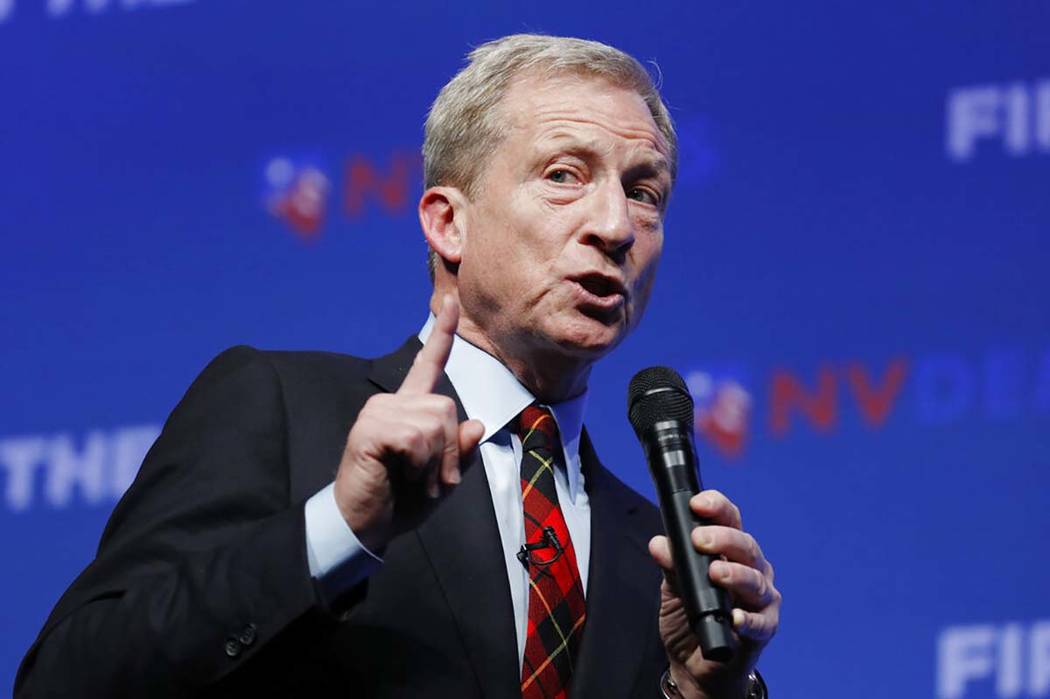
[627,236,662,308]
[632,232,663,279]
[460,231,544,307]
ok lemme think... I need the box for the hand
[648,490,780,699]
[333,296,485,551]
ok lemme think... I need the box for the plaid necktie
[515,405,586,699]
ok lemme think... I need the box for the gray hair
[422,33,678,278]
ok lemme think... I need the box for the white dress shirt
[304,317,591,667]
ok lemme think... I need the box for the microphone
[516,526,563,571]
[628,366,736,662]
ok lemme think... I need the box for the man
[16,34,780,698]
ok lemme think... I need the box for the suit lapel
[571,431,661,699]
[369,341,659,698]
[369,339,521,699]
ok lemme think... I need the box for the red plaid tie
[515,405,586,699]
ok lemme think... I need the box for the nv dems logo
[261,150,420,241]
[686,345,1050,460]
[263,157,332,239]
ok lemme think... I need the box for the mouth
[568,272,628,311]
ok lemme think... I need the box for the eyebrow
[623,159,671,184]
[537,134,671,179]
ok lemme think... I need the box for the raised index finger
[399,295,458,395]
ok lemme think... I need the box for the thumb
[648,534,674,572]
[649,534,682,592]
[458,419,485,454]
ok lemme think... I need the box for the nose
[579,178,635,260]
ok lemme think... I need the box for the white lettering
[46,0,75,16]
[0,425,159,512]
[1004,84,1031,156]
[939,622,1050,697]
[0,437,47,511]
[948,86,1001,161]
[939,625,996,698]
[46,432,107,507]
[1031,622,1050,695]
[1038,81,1050,153]
[111,425,160,494]
[947,80,1050,162]
[1000,623,1024,697]
[44,0,192,18]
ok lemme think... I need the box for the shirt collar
[418,313,588,502]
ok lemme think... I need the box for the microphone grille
[627,366,695,436]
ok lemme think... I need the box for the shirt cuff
[304,482,382,598]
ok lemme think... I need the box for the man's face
[456,73,671,364]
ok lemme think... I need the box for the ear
[418,186,470,266]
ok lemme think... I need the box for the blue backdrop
[2,1,1048,696]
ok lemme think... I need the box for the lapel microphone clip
[516,526,563,571]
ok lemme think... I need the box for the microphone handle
[643,419,736,662]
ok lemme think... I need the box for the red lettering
[846,358,909,427]
[343,151,419,217]
[769,367,837,435]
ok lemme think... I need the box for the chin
[544,313,627,358]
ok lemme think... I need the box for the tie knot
[515,404,560,455]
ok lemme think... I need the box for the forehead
[497,73,670,160]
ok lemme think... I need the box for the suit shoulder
[191,345,373,385]
[166,346,378,428]
[197,347,381,415]
[256,347,374,382]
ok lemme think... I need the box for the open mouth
[570,273,627,310]
[578,274,621,297]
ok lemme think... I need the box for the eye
[546,168,579,184]
[627,186,661,206]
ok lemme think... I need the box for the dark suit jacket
[15,338,667,698]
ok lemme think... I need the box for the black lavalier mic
[628,366,736,662]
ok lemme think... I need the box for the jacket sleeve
[15,346,346,698]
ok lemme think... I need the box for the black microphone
[628,366,736,662]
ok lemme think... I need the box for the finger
[435,398,461,488]
[440,419,484,489]
[732,608,778,643]
[691,525,768,571]
[407,400,452,499]
[425,457,441,498]
[458,419,485,456]
[647,535,682,591]
[709,560,777,610]
[690,489,742,529]
[648,535,673,571]
[400,295,458,395]
[390,421,438,483]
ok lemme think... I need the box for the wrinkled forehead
[498,71,670,154]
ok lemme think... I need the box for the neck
[429,293,592,403]
[460,317,593,404]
